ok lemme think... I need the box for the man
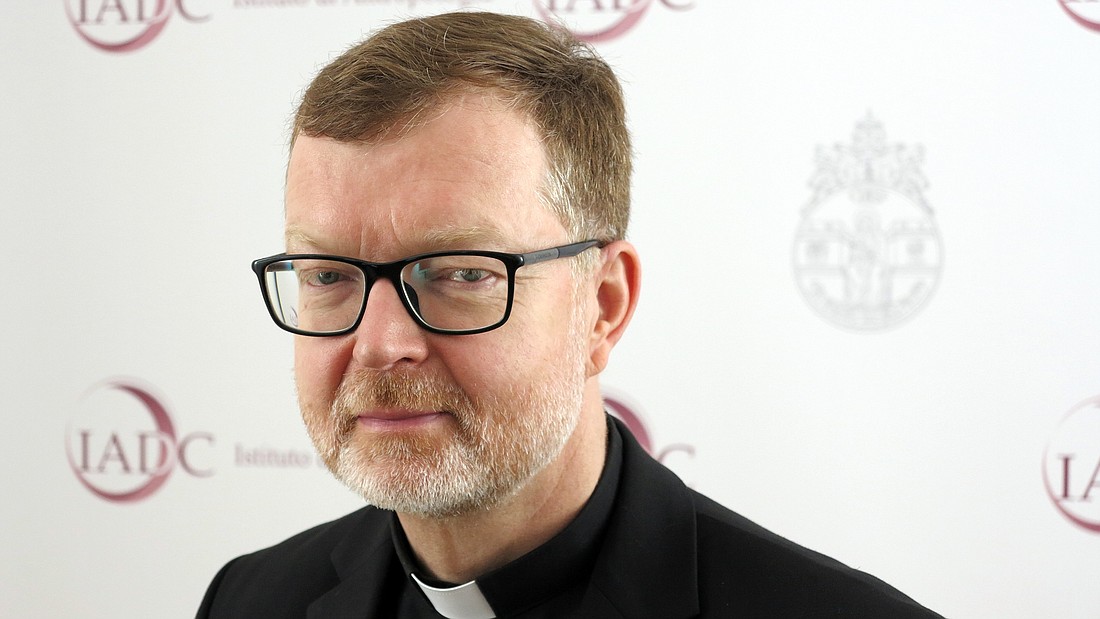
[199,11,941,618]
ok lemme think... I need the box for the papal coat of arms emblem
[793,114,943,331]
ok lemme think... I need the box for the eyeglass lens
[263,255,511,334]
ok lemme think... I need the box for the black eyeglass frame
[251,240,603,337]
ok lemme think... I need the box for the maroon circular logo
[1058,0,1100,33]
[65,379,214,503]
[534,0,695,43]
[64,0,211,53]
[1043,395,1100,533]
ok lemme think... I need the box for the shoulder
[687,490,942,618]
[225,505,383,580]
[611,418,940,617]
[196,506,388,618]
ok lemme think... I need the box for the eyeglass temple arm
[519,240,603,266]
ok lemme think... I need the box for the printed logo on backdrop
[65,379,214,503]
[233,1,486,12]
[535,0,695,43]
[1058,0,1100,34]
[603,392,694,470]
[792,114,943,331]
[1043,395,1100,533]
[65,0,211,52]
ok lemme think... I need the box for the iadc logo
[65,379,214,503]
[1043,395,1100,533]
[1058,0,1100,33]
[534,0,695,43]
[64,0,211,53]
[793,114,944,331]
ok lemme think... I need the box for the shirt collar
[391,416,624,618]
[408,574,495,619]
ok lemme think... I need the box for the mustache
[332,369,475,419]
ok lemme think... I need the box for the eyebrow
[283,224,516,254]
[419,225,512,250]
[285,226,321,250]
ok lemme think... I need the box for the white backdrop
[3,1,1100,617]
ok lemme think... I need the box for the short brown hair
[293,11,631,242]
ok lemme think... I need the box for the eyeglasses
[251,240,602,336]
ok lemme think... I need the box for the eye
[313,271,342,286]
[451,269,490,283]
[296,261,359,288]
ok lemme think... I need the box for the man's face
[285,93,592,517]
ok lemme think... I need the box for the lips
[356,410,447,431]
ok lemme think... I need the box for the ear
[586,240,641,377]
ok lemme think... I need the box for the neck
[397,384,607,584]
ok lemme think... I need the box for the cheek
[431,340,503,397]
[294,338,349,408]
[439,296,577,396]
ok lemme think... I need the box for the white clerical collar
[410,573,496,619]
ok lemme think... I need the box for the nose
[349,277,429,371]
